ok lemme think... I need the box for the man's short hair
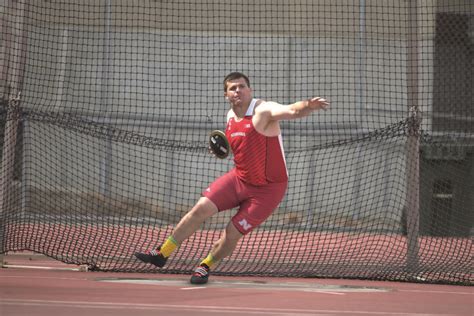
[223,72,250,91]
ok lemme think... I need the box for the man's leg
[172,197,219,244]
[190,221,243,284]
[208,221,243,262]
[135,197,218,267]
[190,180,287,284]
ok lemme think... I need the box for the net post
[0,99,20,259]
[0,0,29,257]
[405,0,421,274]
[99,0,113,197]
[406,107,421,273]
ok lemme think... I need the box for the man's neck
[232,99,252,118]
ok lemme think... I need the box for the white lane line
[308,291,345,295]
[0,275,87,281]
[3,264,84,271]
[0,299,455,316]
[400,289,473,295]
[98,278,389,293]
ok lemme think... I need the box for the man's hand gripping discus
[209,130,230,159]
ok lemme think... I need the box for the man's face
[224,78,252,106]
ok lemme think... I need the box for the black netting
[1,1,472,285]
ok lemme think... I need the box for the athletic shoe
[190,264,210,284]
[134,247,168,267]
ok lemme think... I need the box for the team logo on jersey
[231,132,246,138]
[238,219,252,231]
[245,124,251,128]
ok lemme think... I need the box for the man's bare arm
[256,97,329,122]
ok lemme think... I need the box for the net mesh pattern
[1,1,473,285]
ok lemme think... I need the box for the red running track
[0,253,472,316]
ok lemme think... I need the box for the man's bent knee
[190,197,218,220]
[225,221,244,242]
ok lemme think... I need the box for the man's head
[223,72,250,92]
[223,72,253,107]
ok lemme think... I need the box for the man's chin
[232,98,246,106]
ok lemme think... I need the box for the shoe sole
[134,252,167,268]
[190,277,208,285]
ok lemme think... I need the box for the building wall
[2,0,472,231]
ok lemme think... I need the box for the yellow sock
[159,236,179,258]
[200,253,217,269]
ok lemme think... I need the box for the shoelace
[193,266,209,277]
[147,249,161,256]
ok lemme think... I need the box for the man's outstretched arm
[255,97,330,122]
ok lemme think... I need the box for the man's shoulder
[226,108,235,122]
[254,99,279,114]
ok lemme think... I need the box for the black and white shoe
[134,247,168,268]
[190,264,210,284]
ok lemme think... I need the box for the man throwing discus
[135,72,329,284]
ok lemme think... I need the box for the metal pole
[358,0,366,117]
[406,0,420,274]
[0,0,29,264]
[99,0,113,197]
[351,0,367,223]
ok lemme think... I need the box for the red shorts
[202,169,288,235]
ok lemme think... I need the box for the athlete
[135,72,329,284]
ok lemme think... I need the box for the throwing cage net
[1,1,472,285]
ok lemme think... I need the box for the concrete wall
[3,0,472,231]
[17,0,416,126]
